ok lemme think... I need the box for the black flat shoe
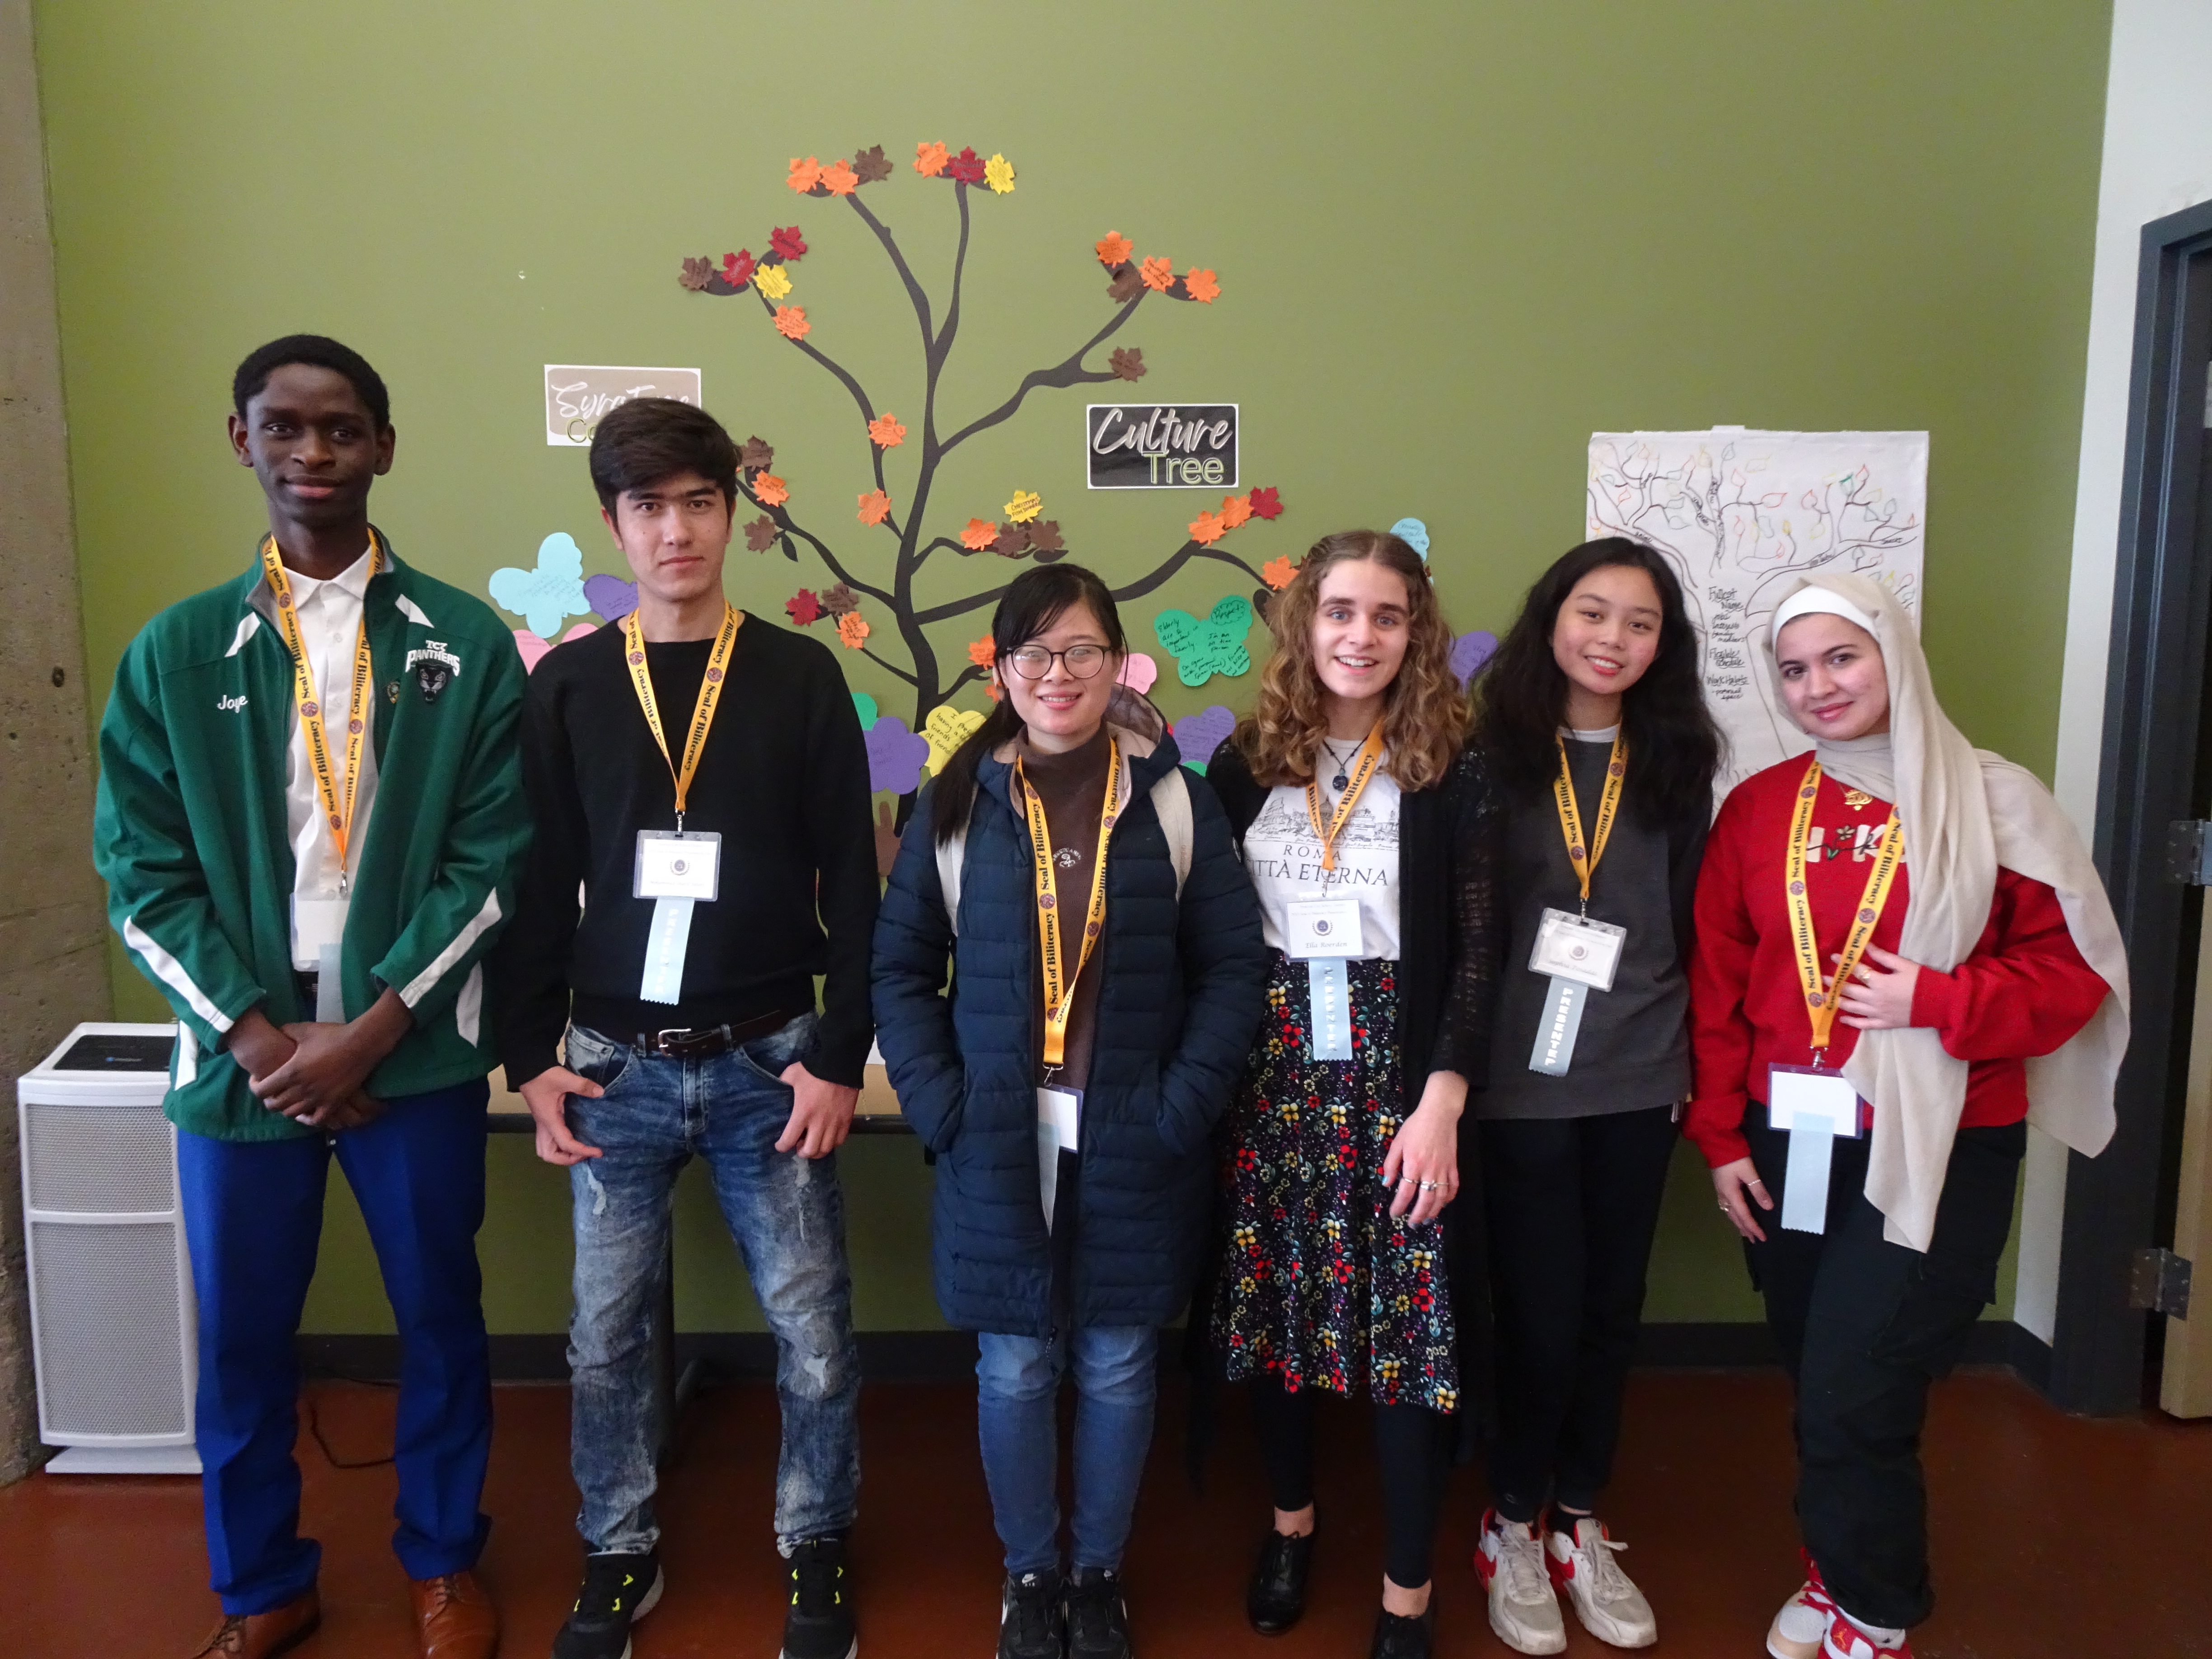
[1368,1606,1433,1659]
[1246,1530,1314,1636]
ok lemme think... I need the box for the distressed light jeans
[563,1015,861,1552]
[976,1326,1159,1575]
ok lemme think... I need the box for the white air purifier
[18,1021,200,1474]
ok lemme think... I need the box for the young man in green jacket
[93,335,529,1659]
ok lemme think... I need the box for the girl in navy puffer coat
[872,565,1269,1659]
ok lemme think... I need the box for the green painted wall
[39,1,2107,1333]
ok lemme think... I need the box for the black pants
[1248,1378,1447,1590]
[1480,1105,1678,1521]
[1745,1112,2024,1632]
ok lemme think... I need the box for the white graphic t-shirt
[1244,767,1403,961]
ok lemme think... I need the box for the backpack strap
[934,796,970,939]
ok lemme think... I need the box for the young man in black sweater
[496,399,877,1659]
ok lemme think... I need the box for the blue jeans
[976,1326,1159,1576]
[178,1081,492,1614]
[564,1015,861,1552]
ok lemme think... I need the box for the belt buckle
[653,1028,692,1056]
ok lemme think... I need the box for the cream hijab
[1764,572,2129,1251]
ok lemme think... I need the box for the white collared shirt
[281,544,380,964]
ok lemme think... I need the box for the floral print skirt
[1211,950,1459,1412]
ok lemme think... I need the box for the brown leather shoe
[411,1570,500,1659]
[187,1587,321,1658]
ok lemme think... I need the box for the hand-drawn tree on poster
[1586,435,1921,777]
[676,142,1289,792]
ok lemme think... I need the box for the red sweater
[1685,759,2109,1169]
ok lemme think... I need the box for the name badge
[291,895,349,970]
[1036,1085,1083,1232]
[1528,907,1626,992]
[634,830,721,901]
[1767,1064,1864,1236]
[1285,896,1364,959]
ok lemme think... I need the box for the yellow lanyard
[1303,726,1386,872]
[623,604,740,829]
[1785,758,1904,1061]
[1553,731,1627,912]
[261,533,381,885]
[1018,736,1124,1069]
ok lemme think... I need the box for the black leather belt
[631,1008,796,1058]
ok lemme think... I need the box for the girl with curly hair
[1201,528,1503,1659]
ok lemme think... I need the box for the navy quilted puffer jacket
[871,722,1269,1336]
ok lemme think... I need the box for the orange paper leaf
[773,305,811,341]
[914,141,949,177]
[960,517,998,551]
[1188,510,1226,546]
[820,158,858,196]
[754,474,789,506]
[967,635,996,667]
[1095,230,1133,267]
[867,412,907,448]
[857,489,891,526]
[836,613,870,650]
[1220,494,1252,530]
[1138,256,1174,292]
[1182,267,1221,304]
[787,156,824,193]
[1261,555,1296,590]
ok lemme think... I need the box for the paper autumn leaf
[755,264,793,300]
[857,489,891,526]
[960,517,998,551]
[1189,510,1227,546]
[773,305,811,341]
[679,256,713,291]
[787,156,823,193]
[1095,231,1133,267]
[1182,267,1221,304]
[745,516,781,553]
[820,159,858,197]
[914,141,949,177]
[1106,266,1143,304]
[770,225,808,260]
[984,153,1015,194]
[1220,494,1252,530]
[740,436,775,470]
[1026,520,1065,555]
[948,146,986,184]
[753,474,790,506]
[1247,485,1284,520]
[837,613,870,650]
[1138,256,1174,291]
[722,250,756,287]
[787,589,823,625]
[867,412,907,448]
[853,144,892,185]
[1261,555,1296,590]
[967,635,996,667]
[823,583,859,615]
[1004,489,1043,523]
[1109,347,1147,382]
[994,523,1030,556]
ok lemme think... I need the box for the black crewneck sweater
[494,614,879,1087]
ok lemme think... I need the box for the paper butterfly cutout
[1389,517,1430,560]
[1173,705,1236,775]
[583,572,639,623]
[922,706,987,774]
[490,534,594,637]
[853,692,880,729]
[512,622,599,673]
[1152,595,1254,686]
[1115,652,1159,695]
[1450,629,1499,689]
[865,717,933,795]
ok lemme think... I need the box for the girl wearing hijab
[1687,572,2128,1659]
[1466,539,1720,1654]
[872,564,1269,1659]
[1203,528,1501,1659]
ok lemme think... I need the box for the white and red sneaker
[1472,1510,1566,1655]
[1544,1516,1655,1648]
[1821,1609,1913,1659]
[1767,1550,1837,1659]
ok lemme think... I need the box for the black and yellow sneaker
[781,1536,858,1659]
[552,1549,661,1659]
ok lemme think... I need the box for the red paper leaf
[745,516,781,553]
[1108,347,1147,382]
[1247,486,1284,521]
[740,436,775,471]
[770,225,808,261]
[722,249,756,287]
[948,146,986,184]
[852,144,892,185]
[787,589,823,625]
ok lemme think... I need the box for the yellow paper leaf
[754,264,793,300]
[923,706,987,773]
[1004,489,1043,524]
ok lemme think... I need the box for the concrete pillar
[0,0,110,1484]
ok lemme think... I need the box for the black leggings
[1248,1377,1448,1590]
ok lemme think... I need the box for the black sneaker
[1368,1606,1433,1659]
[781,1536,858,1659]
[1246,1529,1314,1635]
[1066,1566,1133,1659]
[552,1549,662,1659]
[996,1569,1064,1659]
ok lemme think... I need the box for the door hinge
[2131,1247,2193,1317]
[2166,820,2212,884]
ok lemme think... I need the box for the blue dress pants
[177,1080,493,1615]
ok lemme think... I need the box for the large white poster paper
[1587,429,1927,793]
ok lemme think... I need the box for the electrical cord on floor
[299,1362,399,1471]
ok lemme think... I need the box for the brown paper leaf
[1108,347,1147,382]
[1025,520,1065,554]
[853,144,892,185]
[1106,265,1143,304]
[994,522,1030,556]
[740,436,775,471]
[679,256,713,292]
[822,582,859,615]
[743,516,779,553]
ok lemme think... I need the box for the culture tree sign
[1586,429,1927,791]
[675,142,1290,765]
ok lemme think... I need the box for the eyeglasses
[1005,644,1110,680]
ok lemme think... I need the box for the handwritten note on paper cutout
[490,534,594,637]
[1116,652,1159,695]
[1153,595,1255,686]
[1450,629,1498,689]
[1390,517,1431,560]
[513,622,600,673]
[1173,705,1236,774]
[866,717,933,796]
[583,572,639,622]
[922,706,988,774]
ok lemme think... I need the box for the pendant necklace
[1322,738,1355,792]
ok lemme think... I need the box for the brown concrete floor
[3,1368,2207,1658]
